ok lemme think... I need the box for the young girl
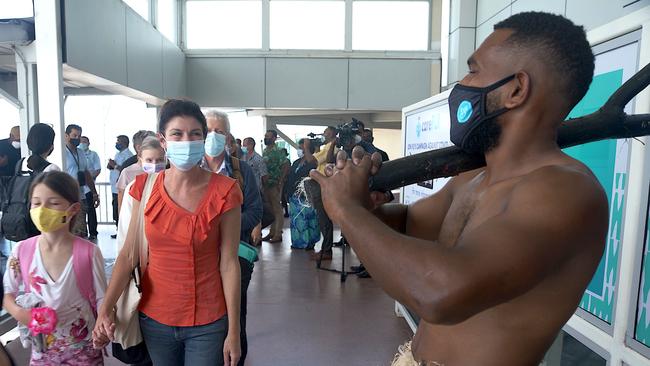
[3,171,107,365]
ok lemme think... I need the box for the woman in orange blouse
[92,99,243,366]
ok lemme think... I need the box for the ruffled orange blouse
[130,172,243,326]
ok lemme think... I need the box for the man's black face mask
[448,74,515,153]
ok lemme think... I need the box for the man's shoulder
[512,163,608,224]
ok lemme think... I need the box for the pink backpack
[17,236,97,316]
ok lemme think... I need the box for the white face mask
[297,149,304,158]
[142,161,166,174]
[11,141,20,149]
[354,135,362,144]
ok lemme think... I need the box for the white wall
[446,0,650,85]
[474,0,650,46]
[373,128,402,160]
[63,0,186,101]
[186,57,435,110]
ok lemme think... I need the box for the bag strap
[230,156,245,192]
[72,238,97,316]
[17,236,39,292]
[14,158,25,176]
[137,173,157,274]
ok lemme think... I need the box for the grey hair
[133,130,156,147]
[204,110,230,133]
[140,136,164,154]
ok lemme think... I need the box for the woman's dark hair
[27,123,55,171]
[158,99,207,138]
[298,138,316,154]
[30,172,81,229]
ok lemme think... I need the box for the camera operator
[362,128,389,162]
[308,127,339,260]
[338,119,377,158]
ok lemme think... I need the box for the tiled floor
[4,221,412,365]
[244,223,412,366]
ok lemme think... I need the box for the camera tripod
[316,236,356,282]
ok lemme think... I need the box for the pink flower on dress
[29,307,58,335]
[70,318,88,342]
[29,269,47,295]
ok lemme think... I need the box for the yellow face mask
[29,206,71,233]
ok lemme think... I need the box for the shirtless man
[310,12,608,365]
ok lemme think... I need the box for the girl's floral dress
[3,241,107,365]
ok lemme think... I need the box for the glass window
[157,0,177,43]
[123,0,150,21]
[352,1,429,51]
[64,95,157,184]
[0,0,33,19]
[186,0,262,49]
[270,1,345,50]
[0,98,20,134]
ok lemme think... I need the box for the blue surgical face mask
[241,146,249,155]
[78,143,89,151]
[115,143,123,151]
[205,132,226,157]
[448,74,514,152]
[165,140,205,171]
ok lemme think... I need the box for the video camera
[307,118,365,149]
[305,133,325,149]
[335,118,364,148]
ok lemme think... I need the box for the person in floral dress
[3,172,107,365]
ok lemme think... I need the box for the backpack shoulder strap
[230,157,245,192]
[14,158,25,176]
[72,238,97,315]
[17,236,39,292]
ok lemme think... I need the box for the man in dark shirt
[362,128,389,162]
[0,126,22,177]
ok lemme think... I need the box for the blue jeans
[139,313,228,366]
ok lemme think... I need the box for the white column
[345,0,353,51]
[446,0,476,86]
[14,43,39,157]
[33,0,66,170]
[262,0,270,51]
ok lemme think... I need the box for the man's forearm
[373,203,408,233]
[336,204,451,319]
[85,171,97,194]
[326,142,336,163]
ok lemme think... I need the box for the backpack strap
[14,158,25,176]
[230,156,245,192]
[72,238,97,316]
[16,236,40,293]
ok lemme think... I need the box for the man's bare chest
[437,178,519,247]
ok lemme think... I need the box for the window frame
[350,0,432,52]
[180,0,434,55]
[268,0,347,51]
[183,0,265,50]
[153,0,180,44]
[123,0,152,21]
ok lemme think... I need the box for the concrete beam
[63,86,113,96]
